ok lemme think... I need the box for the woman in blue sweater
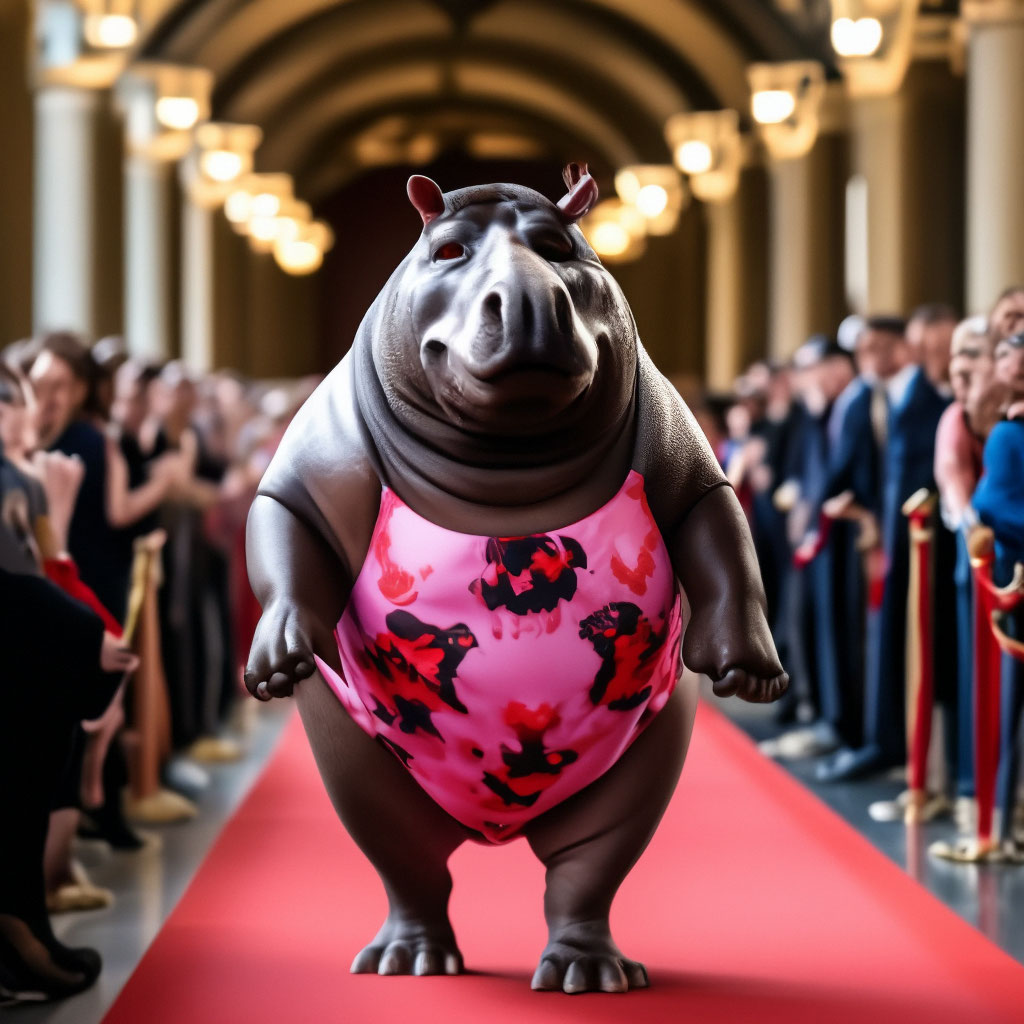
[973,331,1024,854]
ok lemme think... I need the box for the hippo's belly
[320,470,683,843]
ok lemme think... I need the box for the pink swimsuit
[317,470,683,843]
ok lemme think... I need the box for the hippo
[245,165,787,995]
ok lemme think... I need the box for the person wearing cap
[817,315,951,782]
[972,330,1024,853]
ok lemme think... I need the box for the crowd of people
[702,292,1024,861]
[0,331,315,1003]
[2,292,1024,1004]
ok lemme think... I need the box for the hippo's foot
[530,920,648,994]
[350,913,463,976]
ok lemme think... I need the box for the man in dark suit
[761,337,858,759]
[817,316,951,782]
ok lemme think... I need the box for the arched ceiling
[134,0,834,202]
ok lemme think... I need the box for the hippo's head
[368,166,637,438]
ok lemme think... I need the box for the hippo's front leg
[671,484,789,703]
[244,494,472,976]
[244,494,349,699]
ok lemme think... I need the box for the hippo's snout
[466,281,580,381]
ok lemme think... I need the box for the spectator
[29,334,184,858]
[972,331,1024,855]
[817,316,951,782]
[0,566,135,1004]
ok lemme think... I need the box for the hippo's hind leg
[295,671,473,976]
[524,679,698,993]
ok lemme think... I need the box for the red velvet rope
[43,557,124,639]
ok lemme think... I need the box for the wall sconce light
[248,198,311,254]
[155,96,199,131]
[579,199,647,264]
[275,221,335,276]
[614,165,688,236]
[829,0,918,97]
[82,0,137,49]
[181,123,263,208]
[664,109,743,203]
[747,61,825,160]
[34,0,138,88]
[224,173,293,234]
[119,63,213,161]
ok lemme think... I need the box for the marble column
[704,194,745,391]
[180,196,214,372]
[964,1,1024,311]
[124,152,177,361]
[766,133,847,359]
[33,86,101,336]
[846,57,965,315]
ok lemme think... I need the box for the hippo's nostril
[483,292,503,321]
[423,339,447,359]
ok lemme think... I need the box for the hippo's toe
[531,934,648,994]
[350,920,463,977]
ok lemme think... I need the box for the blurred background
[1,0,1009,385]
[7,4,1024,1017]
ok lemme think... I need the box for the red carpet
[103,704,1024,1024]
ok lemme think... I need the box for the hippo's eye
[533,235,573,262]
[433,241,465,262]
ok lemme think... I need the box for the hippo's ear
[407,175,446,226]
[557,163,598,223]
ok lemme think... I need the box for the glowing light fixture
[182,122,263,208]
[36,0,137,88]
[277,240,323,275]
[118,64,212,160]
[83,13,137,49]
[580,199,646,263]
[275,221,335,276]
[200,149,243,182]
[248,214,281,245]
[747,62,825,160]
[250,192,282,219]
[274,216,304,245]
[222,174,293,235]
[751,89,797,126]
[155,95,200,131]
[591,222,630,257]
[828,0,918,98]
[830,16,883,57]
[614,165,687,236]
[248,199,311,254]
[664,110,743,204]
[224,190,252,225]
[676,139,714,176]
[636,185,668,218]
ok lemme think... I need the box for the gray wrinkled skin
[243,175,787,996]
